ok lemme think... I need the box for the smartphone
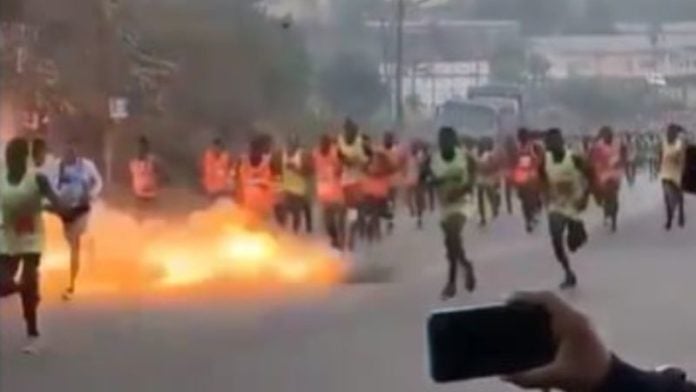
[427,303,556,383]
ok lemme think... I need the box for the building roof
[530,33,696,55]
[616,22,696,35]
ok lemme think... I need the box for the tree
[318,52,387,122]
[130,0,311,126]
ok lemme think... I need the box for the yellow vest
[0,167,44,255]
[431,149,473,218]
[338,135,367,185]
[545,150,583,217]
[660,138,685,185]
[282,150,308,196]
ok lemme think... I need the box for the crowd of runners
[0,118,690,354]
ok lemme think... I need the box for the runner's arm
[37,173,67,215]
[573,155,594,209]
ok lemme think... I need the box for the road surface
[3,175,696,391]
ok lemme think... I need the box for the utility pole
[97,0,120,186]
[395,0,405,129]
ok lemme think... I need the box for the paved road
[3,175,696,392]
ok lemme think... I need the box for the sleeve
[85,160,104,200]
[596,357,696,392]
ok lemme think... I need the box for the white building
[530,33,696,80]
[261,0,331,23]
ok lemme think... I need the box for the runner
[337,118,368,250]
[659,124,687,230]
[54,138,103,300]
[475,137,501,227]
[539,128,593,290]
[423,142,437,212]
[512,128,543,233]
[502,136,517,216]
[201,137,231,200]
[361,142,394,243]
[0,137,66,354]
[649,132,661,181]
[381,131,405,234]
[591,126,624,232]
[313,134,345,249]
[129,136,161,220]
[280,134,312,233]
[404,140,427,229]
[624,133,638,186]
[430,126,477,300]
[236,136,275,224]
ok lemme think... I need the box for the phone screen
[427,303,556,383]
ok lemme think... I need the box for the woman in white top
[659,124,687,230]
[52,138,103,300]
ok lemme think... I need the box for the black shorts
[363,196,390,218]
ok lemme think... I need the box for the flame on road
[42,202,346,297]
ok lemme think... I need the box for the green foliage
[134,0,311,127]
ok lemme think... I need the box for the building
[261,0,331,23]
[529,33,696,80]
[368,19,518,114]
[384,60,489,112]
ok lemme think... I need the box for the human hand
[503,291,611,392]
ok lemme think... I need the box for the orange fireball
[42,201,346,298]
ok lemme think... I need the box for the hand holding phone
[427,301,555,383]
[503,292,611,392]
[427,291,612,392]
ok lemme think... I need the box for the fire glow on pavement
[41,202,346,298]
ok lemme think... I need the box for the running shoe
[560,273,577,290]
[21,336,42,355]
[440,282,456,301]
[62,288,74,301]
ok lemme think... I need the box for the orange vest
[361,154,391,199]
[202,149,231,194]
[239,155,274,216]
[592,140,622,184]
[404,151,421,186]
[383,144,406,187]
[313,147,344,204]
[130,155,158,199]
[513,142,541,186]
